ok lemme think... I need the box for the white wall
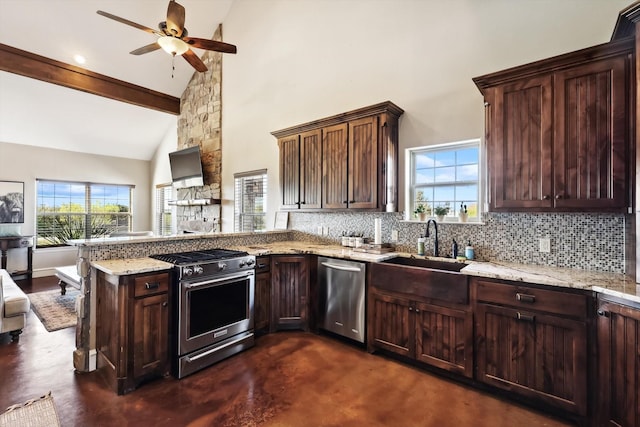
[150,122,178,234]
[218,0,630,231]
[0,141,152,275]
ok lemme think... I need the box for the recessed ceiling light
[73,54,86,65]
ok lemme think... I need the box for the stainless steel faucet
[425,219,439,257]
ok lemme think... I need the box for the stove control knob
[245,259,256,267]
[239,260,246,267]
[217,262,227,271]
[183,267,194,276]
[193,265,204,275]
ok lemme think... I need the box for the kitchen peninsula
[66,230,639,424]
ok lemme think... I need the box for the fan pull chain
[171,54,176,78]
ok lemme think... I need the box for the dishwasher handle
[321,262,363,273]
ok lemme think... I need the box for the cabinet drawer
[256,256,270,273]
[134,273,169,297]
[474,279,588,319]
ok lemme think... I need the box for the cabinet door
[368,291,413,358]
[300,129,322,209]
[278,135,300,209]
[553,56,629,210]
[133,293,169,379]
[414,302,473,378]
[322,123,348,209]
[271,255,309,331]
[348,116,378,209]
[254,271,271,333]
[491,76,553,210]
[476,303,588,416]
[597,299,640,427]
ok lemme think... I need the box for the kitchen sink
[372,256,469,304]
[382,256,466,272]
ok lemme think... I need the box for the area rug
[0,391,61,427]
[29,289,78,332]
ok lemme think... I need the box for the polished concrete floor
[0,277,573,426]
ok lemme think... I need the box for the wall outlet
[317,226,323,235]
[391,229,399,242]
[539,238,551,253]
[323,226,329,235]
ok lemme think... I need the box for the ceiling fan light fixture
[158,36,189,56]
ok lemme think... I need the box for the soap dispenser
[417,235,426,256]
[465,241,474,260]
[452,239,458,259]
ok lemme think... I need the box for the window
[155,184,174,236]
[234,170,267,232]
[36,180,133,247]
[408,139,481,221]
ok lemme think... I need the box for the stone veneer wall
[176,25,224,232]
[287,211,628,274]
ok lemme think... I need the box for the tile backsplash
[288,211,628,273]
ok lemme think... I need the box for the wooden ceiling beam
[0,43,180,115]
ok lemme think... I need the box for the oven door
[179,270,255,356]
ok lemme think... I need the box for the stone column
[73,246,92,372]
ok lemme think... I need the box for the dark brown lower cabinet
[96,270,170,395]
[254,256,271,334]
[270,255,309,332]
[368,289,473,378]
[473,278,589,418]
[596,295,640,427]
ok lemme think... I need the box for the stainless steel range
[150,248,255,378]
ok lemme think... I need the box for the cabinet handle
[257,263,267,268]
[349,200,356,203]
[145,282,160,290]
[597,309,608,317]
[515,293,536,303]
[343,200,348,204]
[516,312,535,322]
[162,302,168,307]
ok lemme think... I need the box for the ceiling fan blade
[182,49,208,72]
[96,10,163,36]
[130,43,161,55]
[166,0,186,37]
[183,37,237,54]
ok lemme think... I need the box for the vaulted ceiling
[0,0,234,160]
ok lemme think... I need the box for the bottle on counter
[465,241,474,260]
[417,235,426,256]
[452,239,458,259]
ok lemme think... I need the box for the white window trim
[404,138,484,223]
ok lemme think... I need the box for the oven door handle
[184,271,253,289]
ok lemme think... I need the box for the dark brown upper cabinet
[474,37,634,212]
[272,101,404,212]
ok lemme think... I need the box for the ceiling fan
[96,0,237,73]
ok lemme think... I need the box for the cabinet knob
[415,308,420,313]
[597,309,608,317]
[145,282,160,290]
[301,201,306,205]
[343,200,348,204]
[516,312,535,322]
[162,302,168,307]
[408,307,413,312]
[516,293,536,303]
[349,200,356,203]
[542,195,550,200]
[555,194,563,200]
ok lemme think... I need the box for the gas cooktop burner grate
[150,248,249,265]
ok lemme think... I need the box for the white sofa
[1,269,30,341]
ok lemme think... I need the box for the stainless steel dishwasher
[318,257,366,343]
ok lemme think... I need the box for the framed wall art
[0,181,24,223]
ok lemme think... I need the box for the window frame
[405,139,483,222]
[36,179,134,248]
[155,183,175,236]
[234,169,267,232]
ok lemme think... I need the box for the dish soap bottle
[452,239,458,258]
[417,235,425,256]
[465,241,474,260]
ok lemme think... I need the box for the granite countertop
[90,240,639,304]
[92,258,173,276]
